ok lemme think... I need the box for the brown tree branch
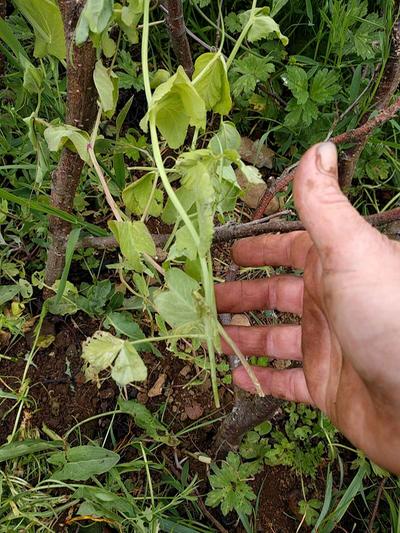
[76,207,400,251]
[255,7,400,219]
[44,0,97,295]
[254,94,400,219]
[163,0,193,77]
[339,3,400,190]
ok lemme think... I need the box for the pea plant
[16,0,288,405]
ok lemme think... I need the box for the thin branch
[332,96,400,146]
[163,0,193,77]
[254,95,400,218]
[367,478,386,532]
[339,4,400,190]
[76,207,400,250]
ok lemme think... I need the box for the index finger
[232,231,312,270]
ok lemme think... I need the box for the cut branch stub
[44,0,97,295]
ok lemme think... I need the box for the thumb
[294,142,380,269]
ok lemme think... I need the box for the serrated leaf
[94,61,119,117]
[310,69,340,104]
[14,0,65,59]
[122,172,163,217]
[282,66,309,105]
[140,66,206,149]
[193,52,232,115]
[44,125,90,164]
[49,446,120,481]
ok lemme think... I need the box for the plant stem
[217,322,264,398]
[226,0,258,69]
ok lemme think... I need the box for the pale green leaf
[82,331,123,375]
[14,0,65,59]
[193,52,232,115]
[44,125,90,164]
[122,173,163,217]
[75,0,113,45]
[241,8,288,46]
[154,269,201,330]
[111,341,147,386]
[82,330,147,386]
[161,185,195,224]
[109,220,156,272]
[49,446,120,481]
[168,225,197,261]
[140,66,206,149]
[209,122,241,154]
[94,60,119,116]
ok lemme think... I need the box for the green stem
[142,0,153,105]
[226,0,258,69]
[142,1,220,407]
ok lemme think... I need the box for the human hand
[215,142,400,474]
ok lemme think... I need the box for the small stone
[185,401,204,420]
[236,168,282,214]
[230,314,251,327]
[148,374,166,398]
[239,137,274,169]
[179,365,191,377]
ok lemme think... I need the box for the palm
[216,230,400,473]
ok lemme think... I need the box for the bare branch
[162,1,193,77]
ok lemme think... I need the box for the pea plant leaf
[94,60,119,117]
[49,446,120,481]
[240,7,288,45]
[140,66,206,149]
[122,172,163,217]
[114,0,144,43]
[44,125,90,163]
[81,330,147,386]
[193,52,232,115]
[153,269,203,332]
[108,220,156,272]
[75,0,114,45]
[13,0,66,59]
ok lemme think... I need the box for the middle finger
[215,275,304,315]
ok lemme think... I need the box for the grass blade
[0,439,63,462]
[54,227,81,304]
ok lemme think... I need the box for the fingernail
[316,142,338,177]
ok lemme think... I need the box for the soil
[0,316,118,443]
